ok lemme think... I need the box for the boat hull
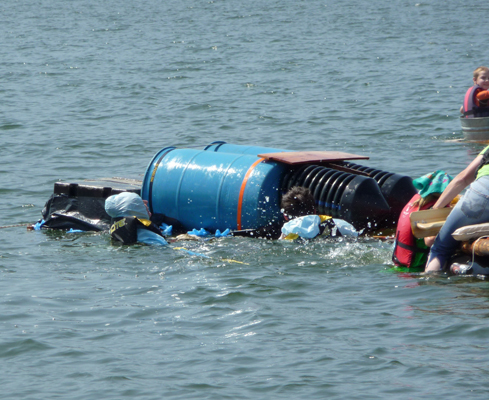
[460,116,489,140]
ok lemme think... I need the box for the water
[1,0,489,398]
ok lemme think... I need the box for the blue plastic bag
[281,215,321,240]
[187,228,210,237]
[159,223,173,236]
[105,192,149,219]
[33,219,45,231]
[137,228,168,245]
[67,228,85,233]
[215,228,230,237]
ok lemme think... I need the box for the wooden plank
[54,177,142,198]
[410,208,452,238]
[257,151,369,165]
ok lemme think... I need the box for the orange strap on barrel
[237,158,265,230]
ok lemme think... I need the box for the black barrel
[282,165,391,230]
[342,161,417,225]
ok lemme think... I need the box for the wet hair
[280,186,316,219]
[473,66,489,80]
[412,193,440,209]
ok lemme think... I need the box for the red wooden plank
[257,151,369,165]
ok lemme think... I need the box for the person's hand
[424,235,435,247]
[143,200,152,218]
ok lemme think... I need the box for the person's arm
[460,105,464,114]
[432,155,483,209]
[231,221,283,239]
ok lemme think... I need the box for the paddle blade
[410,208,452,238]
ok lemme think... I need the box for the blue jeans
[427,176,489,268]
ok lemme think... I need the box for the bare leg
[425,256,443,272]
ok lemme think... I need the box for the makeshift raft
[39,177,142,231]
[37,142,417,234]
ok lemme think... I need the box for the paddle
[410,207,452,238]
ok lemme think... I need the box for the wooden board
[257,151,369,165]
[54,177,142,198]
[410,208,452,238]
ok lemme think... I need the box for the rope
[470,235,489,266]
[0,223,31,229]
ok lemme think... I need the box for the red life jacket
[392,194,436,268]
[463,85,489,118]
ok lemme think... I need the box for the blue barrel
[141,147,288,231]
[204,141,290,156]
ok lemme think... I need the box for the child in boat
[425,145,489,273]
[460,66,489,117]
[279,186,356,240]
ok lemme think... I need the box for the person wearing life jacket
[461,66,489,118]
[105,192,169,245]
[424,146,489,273]
[392,171,453,269]
[392,193,439,269]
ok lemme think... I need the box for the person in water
[424,146,489,273]
[105,192,172,245]
[105,192,190,245]
[392,171,453,269]
[231,186,325,240]
[279,186,356,240]
[460,66,489,117]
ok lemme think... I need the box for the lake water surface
[1,0,489,398]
